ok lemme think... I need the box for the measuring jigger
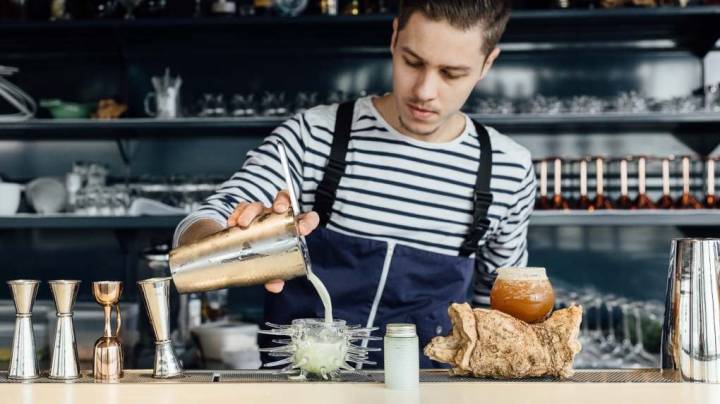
[7,279,40,380]
[49,280,81,380]
[169,208,309,294]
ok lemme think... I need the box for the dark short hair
[397,0,512,54]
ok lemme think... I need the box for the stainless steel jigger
[7,279,40,380]
[49,280,81,380]
[138,277,183,378]
[662,238,720,383]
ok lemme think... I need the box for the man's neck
[371,93,466,144]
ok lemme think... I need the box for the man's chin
[399,116,440,137]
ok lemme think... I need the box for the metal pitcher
[662,238,720,383]
[169,208,308,294]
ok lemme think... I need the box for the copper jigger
[138,277,183,378]
[169,208,308,294]
[92,281,123,382]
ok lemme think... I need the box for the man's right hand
[227,190,319,294]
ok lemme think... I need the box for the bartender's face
[390,12,500,137]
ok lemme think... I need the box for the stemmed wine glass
[657,157,674,209]
[592,157,613,210]
[551,158,570,210]
[675,156,702,209]
[575,157,592,210]
[633,156,656,209]
[535,159,551,210]
[704,157,718,208]
[615,158,633,209]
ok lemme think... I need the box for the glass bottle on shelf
[253,0,272,15]
[534,159,550,210]
[674,156,702,209]
[575,157,592,210]
[319,0,337,15]
[551,158,570,210]
[704,157,718,208]
[341,0,359,14]
[592,157,613,210]
[615,158,633,209]
[633,156,656,209]
[657,156,674,209]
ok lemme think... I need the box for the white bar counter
[1,370,718,404]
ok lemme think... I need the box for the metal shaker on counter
[662,238,720,383]
[48,280,81,380]
[7,279,40,380]
[169,208,309,294]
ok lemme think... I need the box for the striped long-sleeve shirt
[173,96,536,303]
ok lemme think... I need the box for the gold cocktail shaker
[169,208,309,294]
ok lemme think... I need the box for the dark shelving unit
[1,112,719,138]
[4,210,720,229]
[0,7,718,53]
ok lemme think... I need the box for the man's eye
[442,70,462,80]
[405,59,422,68]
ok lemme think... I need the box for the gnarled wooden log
[424,303,583,379]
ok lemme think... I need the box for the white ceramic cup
[0,183,22,215]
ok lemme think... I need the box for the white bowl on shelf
[0,182,23,215]
[191,321,259,361]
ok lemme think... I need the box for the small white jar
[384,323,419,390]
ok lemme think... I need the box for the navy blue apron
[262,100,493,369]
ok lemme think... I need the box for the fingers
[265,279,285,294]
[273,190,291,214]
[227,202,249,227]
[297,211,320,236]
[233,201,265,228]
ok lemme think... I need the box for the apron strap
[314,100,355,227]
[459,121,494,257]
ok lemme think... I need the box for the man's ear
[390,17,399,56]
[478,47,501,81]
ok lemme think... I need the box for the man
[174,0,534,367]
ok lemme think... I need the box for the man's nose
[412,71,438,102]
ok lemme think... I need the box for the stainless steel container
[169,208,308,294]
[137,277,183,378]
[662,238,720,383]
[7,279,40,380]
[48,280,81,380]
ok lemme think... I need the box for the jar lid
[386,323,416,338]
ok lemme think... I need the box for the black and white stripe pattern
[174,96,536,303]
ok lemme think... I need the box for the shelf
[0,214,185,229]
[0,7,718,54]
[3,210,720,229]
[1,112,718,138]
[531,210,720,226]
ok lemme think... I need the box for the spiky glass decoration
[259,318,380,380]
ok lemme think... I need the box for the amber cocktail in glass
[490,267,555,324]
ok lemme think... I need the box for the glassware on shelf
[674,156,702,209]
[633,156,656,209]
[704,157,718,208]
[615,158,633,209]
[591,157,613,210]
[118,0,143,19]
[550,158,570,210]
[534,159,551,210]
[575,157,592,210]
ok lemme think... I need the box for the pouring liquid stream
[276,141,333,324]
